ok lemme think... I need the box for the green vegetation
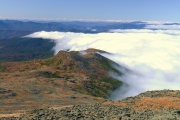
[72,77,122,98]
[88,83,107,97]
[100,77,122,89]
[100,58,122,76]
[40,58,56,66]
[0,38,55,61]
[71,87,84,94]
[88,77,122,98]
[39,71,60,78]
[0,62,6,72]
[56,59,63,65]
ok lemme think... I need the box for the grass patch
[71,77,123,98]
[39,71,60,78]
[56,59,63,65]
[87,77,123,98]
[88,83,107,97]
[100,58,122,76]
[72,87,84,94]
[41,58,56,66]
[0,62,6,72]
[100,77,122,90]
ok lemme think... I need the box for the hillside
[2,90,180,119]
[0,37,55,61]
[0,49,123,114]
[1,49,180,119]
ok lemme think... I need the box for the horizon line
[0,16,176,24]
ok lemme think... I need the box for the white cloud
[145,24,180,30]
[91,29,97,32]
[26,29,180,100]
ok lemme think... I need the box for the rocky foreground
[2,90,180,120]
[5,104,179,120]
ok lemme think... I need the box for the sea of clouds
[26,25,180,100]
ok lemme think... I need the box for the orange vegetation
[132,97,180,110]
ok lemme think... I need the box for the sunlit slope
[3,90,180,119]
[0,49,124,113]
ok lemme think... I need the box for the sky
[0,0,180,22]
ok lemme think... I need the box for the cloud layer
[145,24,180,30]
[26,29,180,99]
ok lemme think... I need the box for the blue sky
[0,0,180,22]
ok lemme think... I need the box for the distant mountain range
[0,20,148,39]
[0,20,147,32]
[0,20,147,62]
[1,19,179,39]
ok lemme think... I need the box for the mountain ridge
[0,48,123,114]
[1,49,180,119]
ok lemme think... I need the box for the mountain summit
[0,49,123,114]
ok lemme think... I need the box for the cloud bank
[145,24,180,30]
[26,29,180,100]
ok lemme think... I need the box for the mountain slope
[0,37,55,61]
[0,49,123,114]
[2,90,180,119]
[1,49,180,119]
